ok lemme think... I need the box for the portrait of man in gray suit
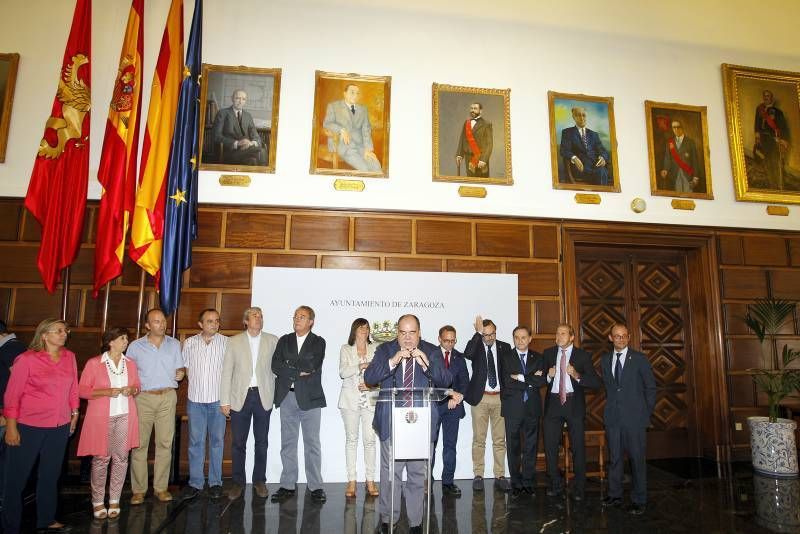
[211,89,268,166]
[322,84,382,172]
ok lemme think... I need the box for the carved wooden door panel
[574,245,696,458]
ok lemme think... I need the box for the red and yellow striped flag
[129,0,183,277]
[93,0,143,296]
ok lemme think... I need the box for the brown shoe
[366,480,379,497]
[155,490,173,502]
[345,480,356,498]
[130,493,145,505]
[228,484,244,500]
[253,482,269,498]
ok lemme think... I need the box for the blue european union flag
[160,0,202,315]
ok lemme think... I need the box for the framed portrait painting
[432,83,512,185]
[198,64,281,173]
[309,70,391,178]
[645,101,713,199]
[548,91,620,192]
[722,63,800,204]
[0,53,20,163]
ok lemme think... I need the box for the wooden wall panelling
[506,261,559,296]
[195,210,223,247]
[0,201,20,240]
[0,287,11,322]
[532,224,559,259]
[13,288,81,326]
[789,238,800,266]
[717,234,743,265]
[770,269,800,300]
[177,292,219,329]
[720,268,768,299]
[354,217,412,253]
[475,223,530,258]
[83,288,141,328]
[219,293,253,331]
[0,244,47,283]
[534,300,561,336]
[290,214,349,251]
[384,257,442,272]
[255,253,317,268]
[321,255,380,270]
[445,259,502,273]
[518,299,532,331]
[742,235,787,266]
[416,220,471,256]
[225,212,286,249]
[189,251,252,288]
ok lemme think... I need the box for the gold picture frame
[310,70,391,178]
[645,100,713,200]
[198,64,281,173]
[722,63,800,204]
[0,53,20,163]
[548,91,620,193]
[432,83,512,185]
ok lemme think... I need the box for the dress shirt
[126,335,183,391]
[248,332,261,387]
[3,349,79,427]
[296,332,308,353]
[549,345,575,394]
[613,347,629,380]
[484,343,501,393]
[102,352,129,417]
[183,333,228,403]
[675,135,684,149]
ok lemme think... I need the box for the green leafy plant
[743,298,800,422]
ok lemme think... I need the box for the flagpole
[60,266,71,321]
[101,281,111,333]
[136,269,145,338]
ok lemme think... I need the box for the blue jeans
[187,400,226,489]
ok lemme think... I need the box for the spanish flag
[129,0,183,277]
[93,0,143,296]
[24,0,91,293]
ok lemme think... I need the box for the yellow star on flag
[170,189,187,206]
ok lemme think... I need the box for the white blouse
[102,352,129,417]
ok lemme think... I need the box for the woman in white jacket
[338,318,379,498]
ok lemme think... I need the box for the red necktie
[445,350,450,368]
[559,348,567,405]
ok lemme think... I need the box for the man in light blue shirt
[126,309,185,505]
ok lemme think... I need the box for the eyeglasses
[611,334,629,340]
[47,328,70,335]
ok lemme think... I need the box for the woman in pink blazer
[77,327,141,519]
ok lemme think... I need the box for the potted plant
[744,298,800,478]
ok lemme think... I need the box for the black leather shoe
[180,485,202,500]
[546,487,563,497]
[208,485,224,499]
[602,496,623,508]
[628,503,646,515]
[270,486,296,502]
[523,486,536,497]
[409,526,423,534]
[494,476,511,492]
[511,488,523,498]
[472,476,484,492]
[442,483,462,496]
[309,488,327,502]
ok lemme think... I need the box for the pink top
[3,348,80,427]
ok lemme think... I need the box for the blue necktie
[487,345,497,389]
[519,353,528,402]
[614,352,623,387]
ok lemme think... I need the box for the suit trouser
[2,423,69,533]
[279,391,323,491]
[504,407,540,488]
[230,387,271,486]
[341,405,377,481]
[379,438,426,526]
[470,393,505,478]
[543,396,586,493]
[606,424,648,504]
[433,407,461,485]
[131,389,176,493]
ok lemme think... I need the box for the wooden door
[574,245,697,458]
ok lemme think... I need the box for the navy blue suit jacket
[437,347,469,419]
[601,348,657,429]
[364,339,452,442]
[559,126,609,169]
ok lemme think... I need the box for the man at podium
[364,314,452,534]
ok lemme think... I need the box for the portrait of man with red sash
[456,102,493,178]
[754,89,790,189]
[660,120,701,193]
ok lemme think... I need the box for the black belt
[551,392,574,398]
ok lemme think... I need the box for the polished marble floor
[17,460,800,533]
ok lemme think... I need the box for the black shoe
[379,522,398,534]
[523,486,536,497]
[309,488,327,503]
[270,487,297,502]
[627,503,646,515]
[208,485,224,499]
[546,487,563,497]
[442,483,462,497]
[180,485,202,500]
[494,477,511,492]
[472,476,484,492]
[511,488,524,498]
[602,496,623,508]
[570,492,584,502]
[409,526,423,534]
[36,525,72,533]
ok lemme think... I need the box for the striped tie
[402,359,414,407]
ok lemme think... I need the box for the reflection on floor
[21,460,800,533]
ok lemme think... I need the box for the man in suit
[754,89,791,189]
[456,102,493,178]
[432,325,469,497]
[601,323,657,515]
[463,316,511,492]
[271,306,327,503]
[364,314,451,534]
[501,325,546,498]
[211,89,267,166]
[542,323,601,501]
[660,120,702,193]
[322,83,382,172]
[220,307,278,500]
[559,106,611,186]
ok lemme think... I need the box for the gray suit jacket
[323,100,374,155]
[220,330,278,411]
[212,106,261,152]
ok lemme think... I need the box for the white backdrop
[244,267,518,483]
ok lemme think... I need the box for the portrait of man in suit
[211,89,267,166]
[549,91,620,192]
[323,84,382,173]
[660,120,701,192]
[456,102,493,178]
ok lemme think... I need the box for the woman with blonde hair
[77,326,141,519]
[3,318,79,534]
[338,318,379,498]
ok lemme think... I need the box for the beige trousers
[471,393,506,478]
[130,389,176,493]
[341,406,377,481]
